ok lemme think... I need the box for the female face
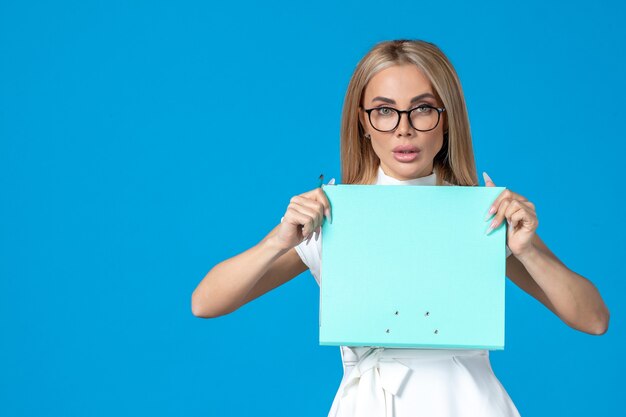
[359,64,447,181]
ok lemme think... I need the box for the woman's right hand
[273,178,335,251]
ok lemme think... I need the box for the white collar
[375,165,437,185]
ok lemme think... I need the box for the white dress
[292,165,520,417]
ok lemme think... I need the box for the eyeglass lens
[370,107,441,131]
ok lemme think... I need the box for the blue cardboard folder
[319,183,507,350]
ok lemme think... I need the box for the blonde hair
[340,39,478,186]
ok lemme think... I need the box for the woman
[191,39,610,417]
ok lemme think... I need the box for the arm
[191,223,308,318]
[482,172,609,335]
[505,232,610,335]
[191,185,331,318]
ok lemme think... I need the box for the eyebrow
[371,93,436,105]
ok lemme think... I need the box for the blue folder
[319,183,507,350]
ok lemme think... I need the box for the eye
[375,107,395,116]
[414,104,433,113]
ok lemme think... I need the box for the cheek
[369,139,381,155]
[426,134,444,154]
[368,137,389,160]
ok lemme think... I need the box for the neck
[376,164,437,186]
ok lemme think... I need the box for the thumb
[482,171,496,187]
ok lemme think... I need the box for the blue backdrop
[1,1,623,416]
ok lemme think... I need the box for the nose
[395,112,413,137]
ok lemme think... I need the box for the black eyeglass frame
[360,104,447,132]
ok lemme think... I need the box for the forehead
[363,64,434,101]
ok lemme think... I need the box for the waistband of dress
[341,345,487,364]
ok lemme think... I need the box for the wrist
[261,234,291,259]
[515,243,541,264]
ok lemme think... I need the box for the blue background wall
[1,1,623,416]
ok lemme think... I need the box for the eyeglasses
[361,104,446,132]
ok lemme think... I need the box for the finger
[316,178,335,237]
[283,204,316,233]
[282,209,315,243]
[482,171,497,220]
[509,203,538,231]
[519,200,536,216]
[321,185,333,223]
[288,201,320,237]
[487,189,530,221]
[505,199,536,220]
[290,195,325,230]
[291,195,325,214]
[319,185,334,222]
[504,200,527,229]
[300,188,332,223]
[483,171,496,186]
[487,198,511,235]
[505,200,537,232]
[509,207,526,230]
[483,171,495,186]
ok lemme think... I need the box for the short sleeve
[294,236,322,285]
[281,216,322,285]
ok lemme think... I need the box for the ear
[358,108,367,133]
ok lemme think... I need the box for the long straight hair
[340,39,478,186]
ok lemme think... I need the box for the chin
[393,160,431,176]
[394,161,423,170]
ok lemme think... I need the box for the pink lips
[392,144,420,162]
[392,144,420,152]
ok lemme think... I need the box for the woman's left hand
[483,172,538,258]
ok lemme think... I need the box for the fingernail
[484,206,495,221]
[485,220,497,235]
[483,171,493,184]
